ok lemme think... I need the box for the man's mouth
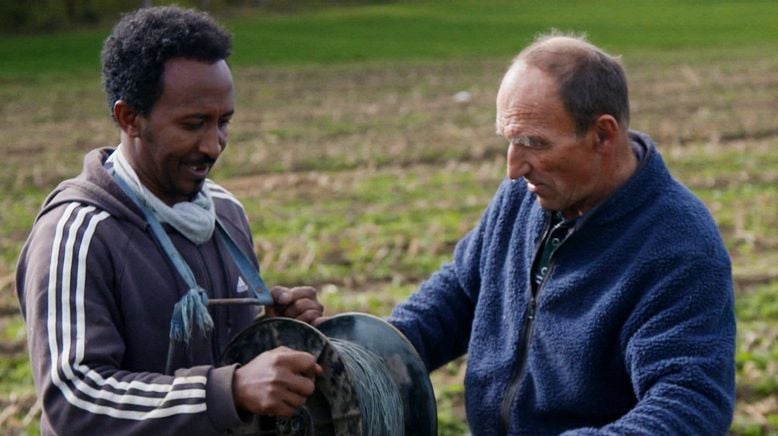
[186,162,212,178]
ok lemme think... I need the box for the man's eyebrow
[509,135,547,148]
[510,136,533,147]
[182,110,234,120]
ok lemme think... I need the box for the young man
[389,34,736,435]
[17,6,323,434]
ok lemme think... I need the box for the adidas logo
[236,276,249,293]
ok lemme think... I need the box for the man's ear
[593,114,620,152]
[113,100,141,138]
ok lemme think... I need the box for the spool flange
[219,313,436,435]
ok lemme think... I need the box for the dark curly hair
[101,5,232,119]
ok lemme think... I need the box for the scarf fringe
[169,287,215,344]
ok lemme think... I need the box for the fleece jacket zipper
[498,293,537,434]
[498,216,553,434]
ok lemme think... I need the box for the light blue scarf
[107,145,216,244]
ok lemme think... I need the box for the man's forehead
[495,64,567,134]
[495,100,560,134]
[156,59,234,106]
[162,58,232,83]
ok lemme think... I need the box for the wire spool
[325,338,403,434]
[219,313,437,435]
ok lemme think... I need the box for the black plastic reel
[218,313,437,435]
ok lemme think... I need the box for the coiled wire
[328,338,405,435]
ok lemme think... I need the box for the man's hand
[232,346,323,416]
[269,286,326,325]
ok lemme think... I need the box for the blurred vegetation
[3,0,778,76]
[0,0,394,34]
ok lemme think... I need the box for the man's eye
[526,140,548,149]
[218,119,231,128]
[511,137,544,149]
[182,121,203,130]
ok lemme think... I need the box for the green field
[1,1,776,434]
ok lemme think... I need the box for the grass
[3,0,778,77]
[1,1,777,434]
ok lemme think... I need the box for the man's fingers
[294,308,325,325]
[270,286,291,305]
[311,315,330,327]
[287,286,317,299]
[273,347,321,381]
[233,347,321,416]
[284,299,324,319]
[282,286,318,308]
[269,286,324,322]
[270,285,316,305]
[279,389,308,411]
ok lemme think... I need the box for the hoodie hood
[36,148,147,230]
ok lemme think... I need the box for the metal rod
[208,298,265,306]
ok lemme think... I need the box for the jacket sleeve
[387,181,513,371]
[388,234,480,371]
[17,203,248,435]
[562,255,736,436]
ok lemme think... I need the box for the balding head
[505,33,630,135]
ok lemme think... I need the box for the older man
[17,6,323,435]
[389,33,735,434]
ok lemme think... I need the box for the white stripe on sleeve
[47,204,209,419]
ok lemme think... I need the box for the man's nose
[506,143,531,180]
[201,125,226,159]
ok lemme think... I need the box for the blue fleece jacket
[389,131,736,435]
